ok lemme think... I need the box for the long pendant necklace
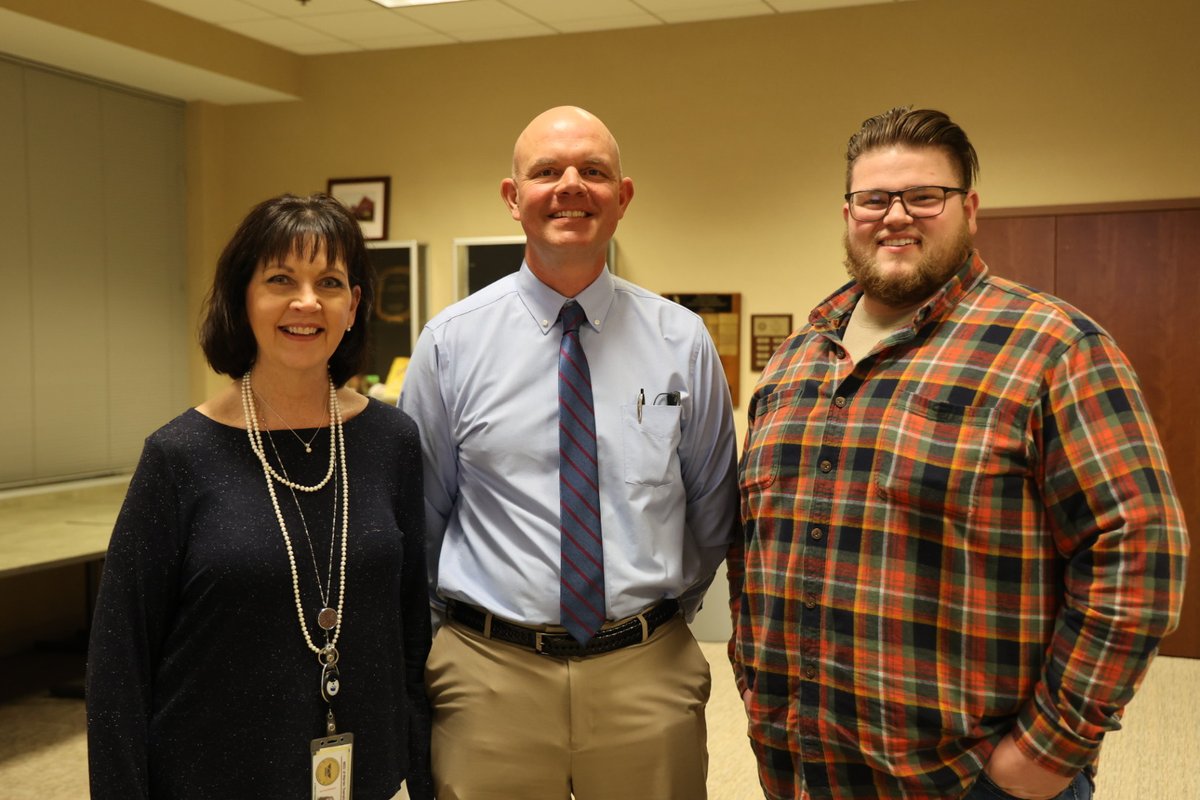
[241,374,348,691]
[264,426,340,631]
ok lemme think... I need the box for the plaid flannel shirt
[729,253,1188,799]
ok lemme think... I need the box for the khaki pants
[426,615,711,800]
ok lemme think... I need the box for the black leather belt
[445,598,681,658]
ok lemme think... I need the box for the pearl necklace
[241,374,349,657]
[241,376,337,492]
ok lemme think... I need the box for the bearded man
[728,106,1188,800]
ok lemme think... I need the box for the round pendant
[304,445,313,454]
[318,607,338,630]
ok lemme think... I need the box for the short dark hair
[199,193,376,386]
[845,106,979,191]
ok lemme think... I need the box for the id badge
[311,732,353,800]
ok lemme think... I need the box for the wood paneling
[977,207,1200,659]
[974,214,1057,292]
[1055,210,1200,659]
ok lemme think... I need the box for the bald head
[500,105,634,294]
[512,106,623,180]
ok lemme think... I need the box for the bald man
[400,106,738,798]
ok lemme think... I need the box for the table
[0,477,128,698]
[0,477,126,578]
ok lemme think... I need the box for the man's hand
[982,734,1074,799]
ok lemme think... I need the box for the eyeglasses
[844,185,968,221]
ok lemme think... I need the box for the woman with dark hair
[86,194,432,800]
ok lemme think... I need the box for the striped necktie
[557,301,605,645]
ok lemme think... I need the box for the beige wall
[190,0,1200,432]
[2,0,1195,648]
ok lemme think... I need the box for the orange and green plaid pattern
[729,254,1188,799]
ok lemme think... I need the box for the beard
[842,223,974,308]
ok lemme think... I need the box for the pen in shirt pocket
[636,388,682,422]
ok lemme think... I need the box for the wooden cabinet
[975,204,1200,659]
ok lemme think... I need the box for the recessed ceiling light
[369,0,472,7]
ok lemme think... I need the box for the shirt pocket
[621,404,682,486]
[739,387,801,492]
[873,391,997,520]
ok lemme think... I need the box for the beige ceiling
[0,0,904,104]
[139,0,900,54]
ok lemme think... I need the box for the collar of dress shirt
[517,262,617,337]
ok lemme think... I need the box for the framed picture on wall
[662,292,741,406]
[328,176,390,240]
[366,240,425,370]
[360,240,426,405]
[453,236,527,300]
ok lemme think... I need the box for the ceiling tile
[449,25,557,42]
[396,0,555,35]
[652,3,774,24]
[632,0,770,12]
[242,0,380,17]
[75,0,901,58]
[296,9,436,38]
[141,0,275,24]
[2,0,940,103]
[500,0,659,25]
[552,14,664,34]
[222,17,346,45]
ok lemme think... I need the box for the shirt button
[819,460,833,473]
[805,664,817,679]
[834,396,846,408]
[542,319,549,327]
[804,593,818,609]
[810,528,823,540]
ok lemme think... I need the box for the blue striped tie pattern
[557,301,605,644]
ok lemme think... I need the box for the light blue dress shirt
[400,264,739,625]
